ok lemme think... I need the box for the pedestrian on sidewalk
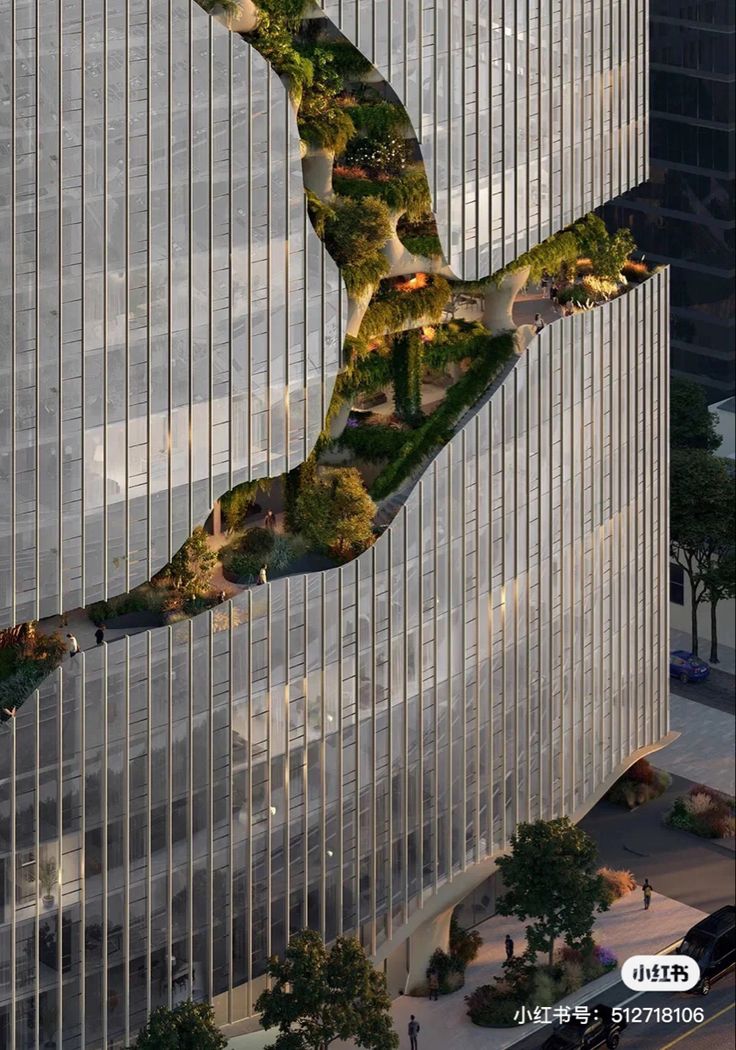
[94,625,105,646]
[264,509,276,531]
[408,1015,420,1050]
[258,564,268,586]
[534,312,545,333]
[642,879,653,910]
[66,633,79,657]
[427,969,439,1001]
[505,934,514,960]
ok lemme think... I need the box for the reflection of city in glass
[604,0,735,401]
[0,2,668,1047]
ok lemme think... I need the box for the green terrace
[0,0,654,720]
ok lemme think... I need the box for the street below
[510,973,735,1050]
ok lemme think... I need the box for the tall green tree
[573,213,635,279]
[256,929,399,1050]
[670,449,734,656]
[496,819,610,967]
[296,467,376,562]
[132,1001,227,1050]
[701,549,736,664]
[670,378,722,451]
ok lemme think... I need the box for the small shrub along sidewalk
[605,758,671,810]
[409,918,483,997]
[666,783,736,839]
[465,941,617,1027]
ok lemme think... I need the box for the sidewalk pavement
[662,694,736,796]
[226,891,704,1050]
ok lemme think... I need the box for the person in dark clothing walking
[505,934,514,960]
[642,879,653,910]
[408,1015,420,1049]
[427,969,439,1001]
[94,625,105,646]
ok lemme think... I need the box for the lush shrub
[346,100,408,140]
[219,529,295,583]
[359,275,452,340]
[0,662,47,714]
[449,916,483,969]
[628,759,656,785]
[426,947,464,994]
[334,424,408,463]
[156,527,217,599]
[296,467,376,562]
[399,231,443,258]
[240,526,275,560]
[557,285,589,306]
[606,764,670,809]
[324,196,392,267]
[334,166,431,220]
[87,585,165,625]
[597,867,636,901]
[465,985,523,1027]
[220,480,264,531]
[668,786,736,839]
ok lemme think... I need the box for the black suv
[541,1003,627,1049]
[679,905,736,995]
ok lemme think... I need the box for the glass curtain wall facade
[0,2,668,1048]
[318,0,648,278]
[0,1,344,628]
[603,0,735,401]
[0,276,669,1048]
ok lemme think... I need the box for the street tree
[701,549,736,664]
[670,378,722,451]
[256,929,399,1050]
[670,448,734,656]
[132,1001,226,1050]
[496,818,610,967]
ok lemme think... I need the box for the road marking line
[658,1002,735,1049]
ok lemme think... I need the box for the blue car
[670,650,710,684]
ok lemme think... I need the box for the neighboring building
[603,0,736,403]
[1,3,669,1049]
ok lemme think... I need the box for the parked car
[679,905,735,995]
[669,651,710,684]
[541,1003,627,1049]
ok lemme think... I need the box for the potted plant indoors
[38,859,57,905]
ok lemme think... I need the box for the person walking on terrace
[642,878,653,910]
[505,933,514,960]
[66,633,79,658]
[258,564,268,586]
[408,1015,420,1050]
[94,625,105,646]
[534,312,545,333]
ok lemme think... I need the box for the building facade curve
[0,272,669,1047]
[317,0,649,280]
[0,1,344,630]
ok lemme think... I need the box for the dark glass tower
[604,0,735,402]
